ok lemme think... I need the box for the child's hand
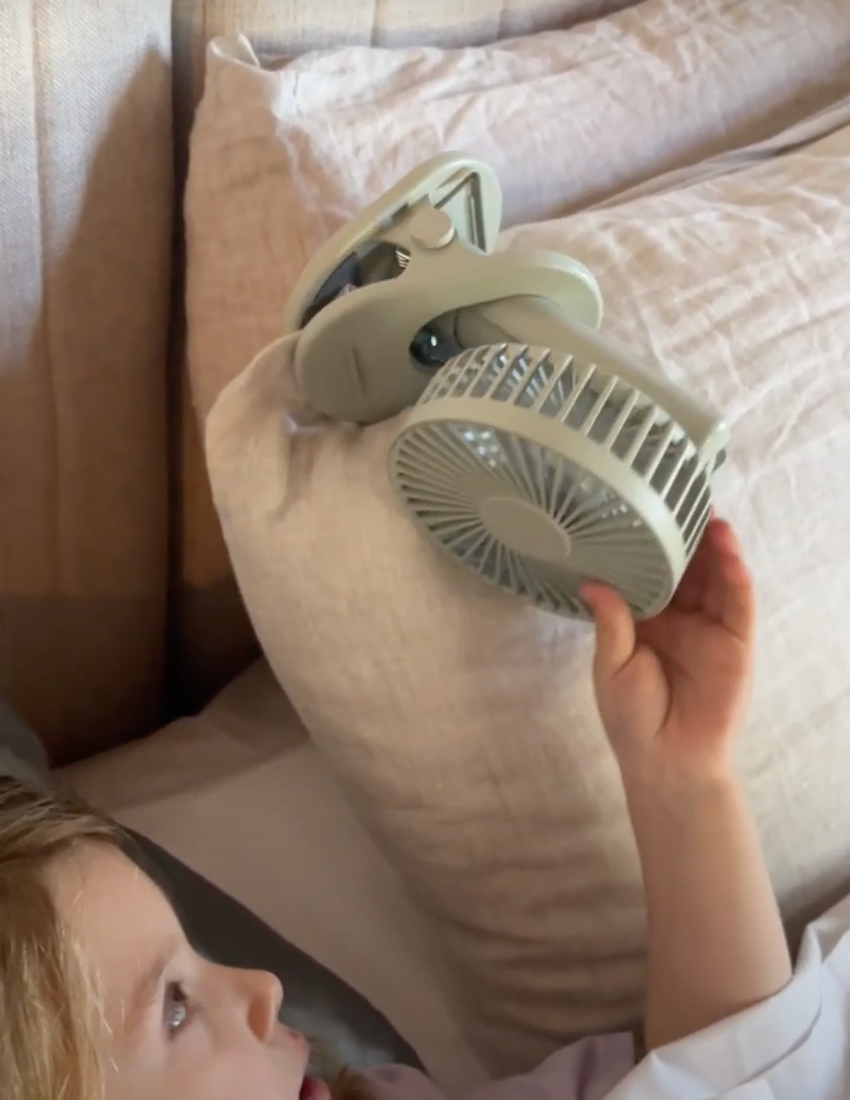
[581,517,754,789]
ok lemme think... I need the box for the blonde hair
[0,776,119,1100]
[0,776,377,1100]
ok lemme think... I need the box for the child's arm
[625,775,791,1050]
[582,518,792,1052]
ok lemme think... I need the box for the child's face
[50,843,326,1100]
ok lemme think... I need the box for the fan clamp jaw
[283,153,730,619]
[286,153,604,423]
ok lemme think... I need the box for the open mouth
[299,1075,332,1100]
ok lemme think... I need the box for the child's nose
[244,968,284,1043]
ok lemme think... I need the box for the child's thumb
[581,582,636,684]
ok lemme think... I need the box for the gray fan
[282,153,729,619]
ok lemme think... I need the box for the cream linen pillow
[190,2,850,1077]
[186,0,850,420]
[204,115,850,1075]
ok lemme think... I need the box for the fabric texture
[0,1,174,762]
[367,1036,634,1100]
[173,0,638,123]
[201,64,850,1075]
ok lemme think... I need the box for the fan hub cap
[478,497,571,562]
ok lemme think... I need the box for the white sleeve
[603,894,850,1100]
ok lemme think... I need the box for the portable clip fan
[284,152,729,620]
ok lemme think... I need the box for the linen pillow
[173,0,641,120]
[186,0,850,420]
[203,109,850,1078]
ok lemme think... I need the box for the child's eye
[164,982,195,1038]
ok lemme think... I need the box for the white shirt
[608,892,850,1098]
[366,895,850,1100]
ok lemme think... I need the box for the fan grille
[390,345,714,618]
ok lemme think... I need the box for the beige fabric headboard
[0,1,173,762]
[169,0,639,714]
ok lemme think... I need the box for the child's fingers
[674,516,747,620]
[673,518,716,610]
[707,520,755,644]
[581,582,636,683]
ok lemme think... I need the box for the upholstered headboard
[0,1,173,763]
